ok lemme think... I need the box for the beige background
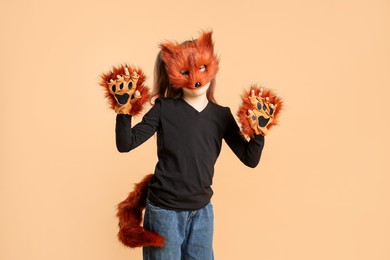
[1,0,389,259]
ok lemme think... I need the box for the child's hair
[151,41,217,104]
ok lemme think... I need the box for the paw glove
[238,86,283,137]
[99,64,150,115]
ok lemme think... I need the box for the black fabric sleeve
[115,99,161,152]
[223,108,265,168]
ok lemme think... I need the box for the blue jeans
[143,199,214,260]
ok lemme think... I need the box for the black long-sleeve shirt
[116,98,264,210]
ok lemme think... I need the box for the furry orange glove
[100,64,150,115]
[238,86,283,137]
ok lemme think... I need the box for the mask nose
[195,82,201,88]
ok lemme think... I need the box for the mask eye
[180,70,189,75]
[199,65,207,72]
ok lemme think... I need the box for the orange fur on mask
[160,31,219,89]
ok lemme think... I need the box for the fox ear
[197,31,214,53]
[160,42,178,55]
[160,42,178,64]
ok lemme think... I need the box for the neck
[182,91,209,112]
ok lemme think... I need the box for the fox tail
[116,174,165,248]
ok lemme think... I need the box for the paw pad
[99,64,151,116]
[247,92,276,135]
[108,73,139,106]
[104,69,143,115]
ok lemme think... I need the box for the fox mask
[160,31,219,90]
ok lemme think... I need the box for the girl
[102,31,281,260]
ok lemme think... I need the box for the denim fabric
[143,199,214,260]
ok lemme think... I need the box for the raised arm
[99,64,157,152]
[116,100,161,152]
[224,85,283,168]
[223,108,265,168]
